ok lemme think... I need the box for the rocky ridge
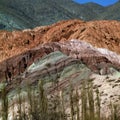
[0,20,120,63]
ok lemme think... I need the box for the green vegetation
[0,0,120,30]
[0,78,120,120]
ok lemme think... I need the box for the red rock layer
[0,41,120,82]
[0,20,120,62]
[0,19,120,62]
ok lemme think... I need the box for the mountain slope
[1,0,120,30]
[0,3,30,30]
[0,19,120,63]
[0,41,120,119]
[0,0,77,30]
[0,18,120,119]
[98,1,120,20]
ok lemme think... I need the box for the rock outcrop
[1,40,120,82]
[0,18,120,118]
[1,47,120,120]
[0,20,120,63]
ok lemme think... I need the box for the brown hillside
[0,19,120,62]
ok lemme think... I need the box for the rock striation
[0,40,120,82]
[1,45,120,119]
[0,20,120,63]
[1,20,120,119]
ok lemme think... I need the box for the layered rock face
[1,41,120,119]
[0,20,120,63]
[1,19,120,83]
[0,40,120,82]
[0,20,120,119]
